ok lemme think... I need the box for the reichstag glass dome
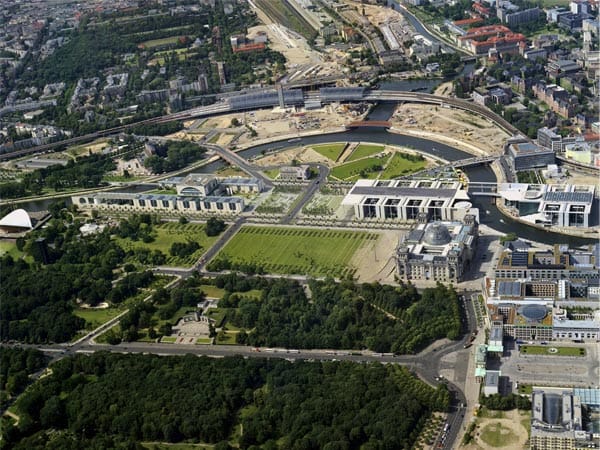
[423,222,452,246]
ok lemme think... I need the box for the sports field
[311,143,346,161]
[213,226,379,277]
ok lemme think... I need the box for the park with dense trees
[2,353,449,449]
[0,348,47,410]
[209,274,462,354]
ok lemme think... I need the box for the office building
[531,387,600,449]
[342,178,477,222]
[537,127,563,152]
[72,192,245,215]
[505,140,555,171]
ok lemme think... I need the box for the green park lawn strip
[205,309,227,328]
[0,241,23,259]
[200,284,226,299]
[380,153,427,179]
[539,0,569,5]
[216,332,237,345]
[207,133,221,144]
[521,345,586,356]
[263,168,280,179]
[346,144,384,162]
[311,143,347,161]
[115,222,221,267]
[141,36,183,48]
[213,226,379,278]
[195,338,213,345]
[74,307,125,331]
[330,155,389,180]
[518,384,533,395]
[160,336,177,343]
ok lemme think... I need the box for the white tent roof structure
[0,209,33,230]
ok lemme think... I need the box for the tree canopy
[4,353,449,449]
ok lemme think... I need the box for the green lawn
[520,345,586,356]
[212,226,379,278]
[480,422,520,448]
[205,309,227,328]
[216,332,237,345]
[346,144,384,162]
[74,307,124,331]
[330,156,388,180]
[311,143,347,161]
[207,133,221,144]
[141,36,183,48]
[263,169,280,179]
[540,0,569,5]
[216,166,246,177]
[380,153,427,179]
[115,222,222,267]
[160,336,177,343]
[0,241,23,259]
[517,384,533,395]
[200,285,227,299]
[196,338,213,345]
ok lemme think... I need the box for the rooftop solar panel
[543,191,593,203]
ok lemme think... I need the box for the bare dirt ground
[351,1,406,25]
[461,410,530,450]
[253,146,332,166]
[351,229,405,283]
[248,24,324,66]
[392,103,510,156]
[434,81,453,96]
[549,171,600,187]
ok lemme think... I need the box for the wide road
[281,163,329,224]
[6,287,477,449]
[204,143,273,188]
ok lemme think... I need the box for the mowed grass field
[346,144,384,162]
[214,226,379,278]
[330,156,387,180]
[115,222,222,267]
[311,143,347,161]
[381,153,427,178]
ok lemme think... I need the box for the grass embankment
[311,143,347,161]
[346,144,384,162]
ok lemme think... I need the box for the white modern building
[72,192,245,215]
[496,183,595,228]
[342,179,478,222]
